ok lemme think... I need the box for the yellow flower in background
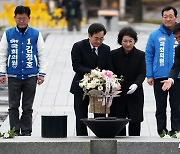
[57,18,67,28]
[24,0,30,6]
[0,11,6,19]
[0,0,78,29]
[47,19,57,28]
[38,13,52,27]
[53,8,63,18]
[0,3,16,27]
[81,17,86,26]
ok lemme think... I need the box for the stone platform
[0,137,179,154]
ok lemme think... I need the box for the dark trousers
[118,122,141,136]
[109,99,141,136]
[74,95,104,136]
[67,18,81,31]
[154,78,180,135]
[8,77,37,134]
[74,95,89,136]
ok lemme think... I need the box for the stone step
[0,137,179,154]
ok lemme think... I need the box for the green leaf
[83,93,87,100]
[171,134,177,138]
[0,132,3,137]
[160,130,168,138]
[8,127,17,138]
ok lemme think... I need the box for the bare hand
[37,76,45,85]
[0,76,6,84]
[161,80,172,91]
[147,78,154,86]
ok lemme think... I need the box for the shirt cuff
[38,73,46,77]
[0,72,6,76]
[168,78,174,85]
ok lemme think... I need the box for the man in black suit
[162,22,180,91]
[70,23,113,136]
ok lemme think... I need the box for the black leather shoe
[21,133,31,136]
[15,131,21,136]
[21,132,31,136]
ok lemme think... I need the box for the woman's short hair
[117,27,138,45]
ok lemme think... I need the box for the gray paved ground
[0,22,172,137]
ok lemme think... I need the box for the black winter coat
[110,47,146,122]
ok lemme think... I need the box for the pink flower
[102,70,113,78]
[115,83,121,90]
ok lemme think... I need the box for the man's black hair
[88,23,106,36]
[161,6,178,17]
[14,5,31,17]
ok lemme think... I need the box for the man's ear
[176,15,178,22]
[88,34,91,39]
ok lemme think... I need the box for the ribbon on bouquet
[102,76,113,107]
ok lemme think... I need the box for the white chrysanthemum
[94,78,100,83]
[3,132,9,138]
[176,132,180,139]
[98,86,103,91]
[79,81,87,88]
[96,71,103,77]
[87,82,96,89]
[162,134,171,139]
[91,69,98,76]
[83,75,90,81]
[90,81,97,88]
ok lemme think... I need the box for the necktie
[92,48,97,61]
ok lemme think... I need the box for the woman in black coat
[109,27,146,136]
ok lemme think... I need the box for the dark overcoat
[110,47,146,122]
[169,45,180,79]
[70,39,113,97]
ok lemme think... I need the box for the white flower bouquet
[79,68,123,114]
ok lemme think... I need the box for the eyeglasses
[93,37,104,42]
[16,17,29,22]
[162,15,175,20]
